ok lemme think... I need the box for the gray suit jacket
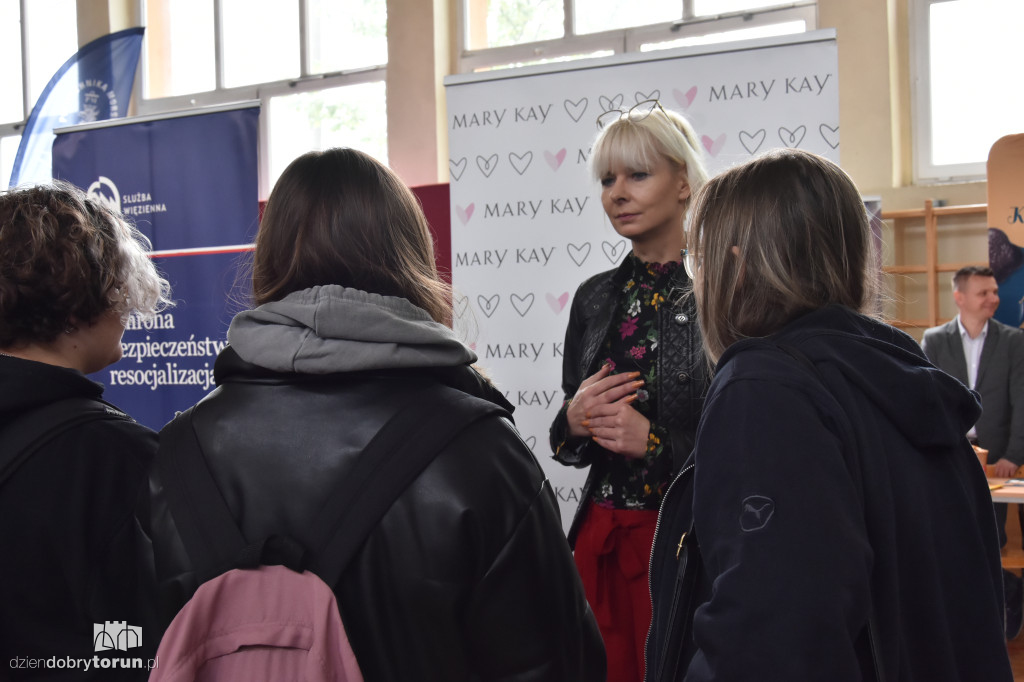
[922,318,1024,465]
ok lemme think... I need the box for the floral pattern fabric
[592,253,677,510]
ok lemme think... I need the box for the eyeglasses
[596,99,667,130]
[682,248,699,280]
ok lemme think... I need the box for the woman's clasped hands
[567,364,651,459]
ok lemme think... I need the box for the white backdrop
[444,31,840,531]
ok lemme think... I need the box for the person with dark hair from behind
[0,182,172,679]
[148,148,606,681]
[921,265,1024,638]
[646,150,1011,681]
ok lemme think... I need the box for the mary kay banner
[52,104,260,430]
[445,32,839,531]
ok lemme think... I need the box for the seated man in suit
[922,265,1024,637]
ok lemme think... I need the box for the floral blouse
[592,253,677,511]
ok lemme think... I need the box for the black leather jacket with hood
[150,285,605,682]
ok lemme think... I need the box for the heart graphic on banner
[598,94,625,113]
[702,133,726,156]
[456,203,475,225]
[635,89,660,103]
[564,98,588,123]
[778,125,807,148]
[567,242,591,266]
[546,292,570,313]
[510,293,535,317]
[673,86,697,110]
[454,294,469,319]
[545,148,567,170]
[602,240,627,264]
[739,129,766,155]
[819,123,839,149]
[525,436,537,451]
[477,294,499,318]
[476,154,499,178]
[449,157,467,181]
[509,151,533,175]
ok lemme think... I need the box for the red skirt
[573,502,659,682]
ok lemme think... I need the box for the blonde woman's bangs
[590,124,661,180]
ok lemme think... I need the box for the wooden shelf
[881,200,988,330]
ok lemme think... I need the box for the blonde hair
[590,104,708,212]
[689,149,878,362]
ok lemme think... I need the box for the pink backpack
[150,565,362,682]
[149,387,505,682]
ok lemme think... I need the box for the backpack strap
[0,397,134,491]
[310,387,507,585]
[159,384,509,586]
[158,405,251,581]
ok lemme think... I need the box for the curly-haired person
[0,182,172,681]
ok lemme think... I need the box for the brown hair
[688,149,876,361]
[0,181,171,347]
[952,265,995,291]
[252,148,451,324]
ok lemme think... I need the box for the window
[267,81,387,190]
[0,0,24,125]
[458,0,816,72]
[140,0,388,197]
[912,0,1024,181]
[0,0,78,187]
[23,0,78,110]
[641,19,806,51]
[574,0,680,36]
[143,0,216,98]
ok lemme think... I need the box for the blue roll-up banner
[52,104,260,430]
[10,27,145,189]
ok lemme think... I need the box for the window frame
[135,0,388,198]
[456,0,817,72]
[909,0,987,183]
[1,0,80,179]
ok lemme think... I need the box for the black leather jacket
[151,348,606,682]
[549,255,709,546]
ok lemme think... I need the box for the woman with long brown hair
[150,148,605,681]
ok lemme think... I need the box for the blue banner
[52,105,260,430]
[9,27,144,189]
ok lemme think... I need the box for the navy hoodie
[647,305,1011,681]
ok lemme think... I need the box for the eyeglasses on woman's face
[596,99,667,130]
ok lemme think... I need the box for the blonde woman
[549,101,711,682]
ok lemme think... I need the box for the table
[989,478,1024,504]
